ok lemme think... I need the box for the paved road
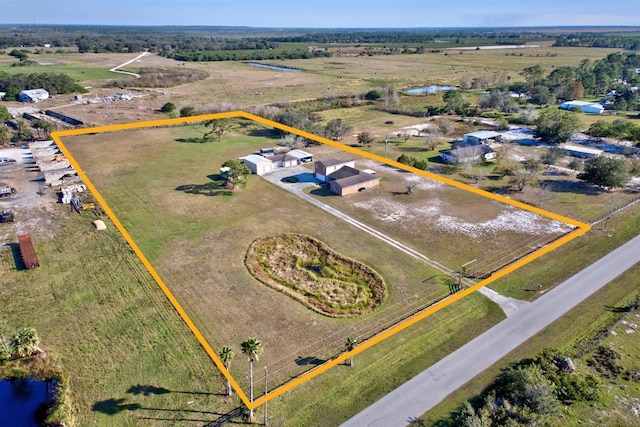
[342,232,640,427]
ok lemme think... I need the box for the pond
[405,85,456,95]
[246,62,303,72]
[0,378,57,426]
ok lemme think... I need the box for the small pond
[246,62,303,72]
[405,85,456,95]
[0,378,57,426]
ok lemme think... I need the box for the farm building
[270,153,299,168]
[18,88,50,103]
[440,145,496,164]
[287,149,314,163]
[315,159,356,182]
[559,101,604,114]
[560,144,603,159]
[327,167,380,196]
[463,130,502,145]
[240,154,274,176]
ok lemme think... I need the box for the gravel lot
[0,147,61,242]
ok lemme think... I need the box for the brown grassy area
[304,153,575,278]
[1,45,626,129]
[245,233,386,317]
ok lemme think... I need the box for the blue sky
[0,0,638,27]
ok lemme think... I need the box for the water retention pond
[0,378,57,426]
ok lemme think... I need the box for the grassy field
[2,41,640,426]
[0,211,240,426]
[316,105,640,226]
[61,123,470,392]
[0,50,130,82]
[489,202,640,300]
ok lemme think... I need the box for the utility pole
[264,366,268,426]
[384,134,389,158]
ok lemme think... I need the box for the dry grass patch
[245,233,386,317]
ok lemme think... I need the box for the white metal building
[559,101,604,114]
[560,144,603,159]
[18,89,50,103]
[240,154,274,176]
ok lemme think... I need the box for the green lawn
[0,213,241,426]
[0,64,117,81]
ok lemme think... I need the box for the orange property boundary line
[52,111,591,410]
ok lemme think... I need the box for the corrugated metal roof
[241,154,272,164]
[316,158,354,167]
[465,130,502,139]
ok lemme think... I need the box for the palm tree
[345,337,358,367]
[12,327,40,358]
[241,337,263,420]
[219,346,235,396]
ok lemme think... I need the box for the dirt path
[109,51,150,78]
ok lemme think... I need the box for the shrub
[160,102,176,113]
[179,105,197,117]
[365,90,381,101]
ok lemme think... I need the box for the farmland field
[2,32,640,426]
[59,117,577,396]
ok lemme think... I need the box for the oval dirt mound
[245,233,386,317]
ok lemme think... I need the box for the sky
[0,0,638,28]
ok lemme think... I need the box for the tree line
[554,33,640,50]
[0,72,85,100]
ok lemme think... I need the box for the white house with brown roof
[314,159,356,182]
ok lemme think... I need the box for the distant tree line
[554,33,640,50]
[0,72,85,100]
[163,47,330,62]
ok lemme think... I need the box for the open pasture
[58,113,583,401]
[1,45,622,116]
[60,122,455,394]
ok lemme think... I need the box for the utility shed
[18,234,40,269]
[560,144,603,158]
[288,149,314,163]
[559,101,604,114]
[240,154,273,176]
[18,89,50,103]
[463,130,502,144]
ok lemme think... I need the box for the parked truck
[0,186,16,198]
[0,210,14,223]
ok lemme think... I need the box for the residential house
[440,145,496,165]
[315,159,355,182]
[560,144,603,159]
